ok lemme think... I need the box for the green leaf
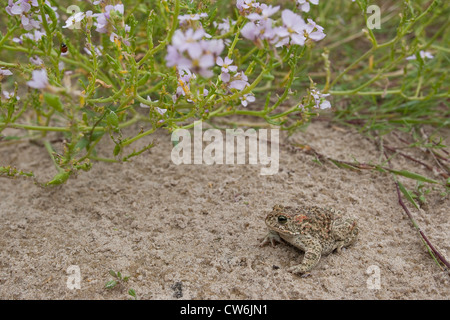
[105,54,121,70]
[262,73,275,81]
[397,180,420,210]
[137,73,150,86]
[105,280,117,289]
[43,4,58,31]
[128,289,136,298]
[75,137,89,152]
[46,170,71,186]
[113,143,122,156]
[109,270,117,278]
[44,93,63,113]
[106,111,119,129]
[388,169,440,184]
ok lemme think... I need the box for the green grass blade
[397,180,420,210]
[387,169,440,184]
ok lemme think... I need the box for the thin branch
[382,148,450,272]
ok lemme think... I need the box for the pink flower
[27,69,49,89]
[10,0,31,15]
[214,18,234,34]
[29,55,44,66]
[2,90,20,100]
[229,71,249,91]
[156,107,167,116]
[83,44,103,56]
[247,5,280,21]
[93,4,123,33]
[203,39,224,56]
[241,21,260,41]
[22,29,46,41]
[166,28,223,78]
[240,93,255,107]
[216,57,237,73]
[221,72,231,82]
[6,0,41,30]
[276,10,325,47]
[172,28,206,57]
[175,68,194,98]
[236,0,261,12]
[277,9,307,46]
[304,19,326,41]
[310,89,331,109]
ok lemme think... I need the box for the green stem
[137,0,179,67]
[43,140,63,172]
[0,24,18,49]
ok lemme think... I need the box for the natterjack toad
[260,204,358,275]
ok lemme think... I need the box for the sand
[0,119,449,299]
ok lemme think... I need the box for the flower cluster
[239,2,325,48]
[6,0,58,35]
[406,50,434,61]
[310,89,331,109]
[166,27,224,78]
[62,4,130,45]
[6,0,40,31]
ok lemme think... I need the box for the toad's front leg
[288,239,322,275]
[260,230,283,247]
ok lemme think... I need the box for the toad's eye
[277,215,288,224]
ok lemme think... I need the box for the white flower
[221,72,231,82]
[277,9,307,46]
[178,13,208,22]
[83,44,103,56]
[0,68,13,77]
[304,18,326,41]
[62,11,85,29]
[216,57,238,73]
[240,93,255,107]
[214,18,234,34]
[247,5,280,21]
[236,0,261,12]
[3,91,19,100]
[241,21,260,41]
[297,0,319,13]
[29,55,44,66]
[155,107,167,115]
[406,50,434,61]
[310,89,331,109]
[139,96,166,115]
[140,95,155,108]
[229,71,249,91]
[10,0,31,15]
[22,29,46,41]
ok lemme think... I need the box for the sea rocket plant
[8,0,438,185]
[0,0,334,184]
